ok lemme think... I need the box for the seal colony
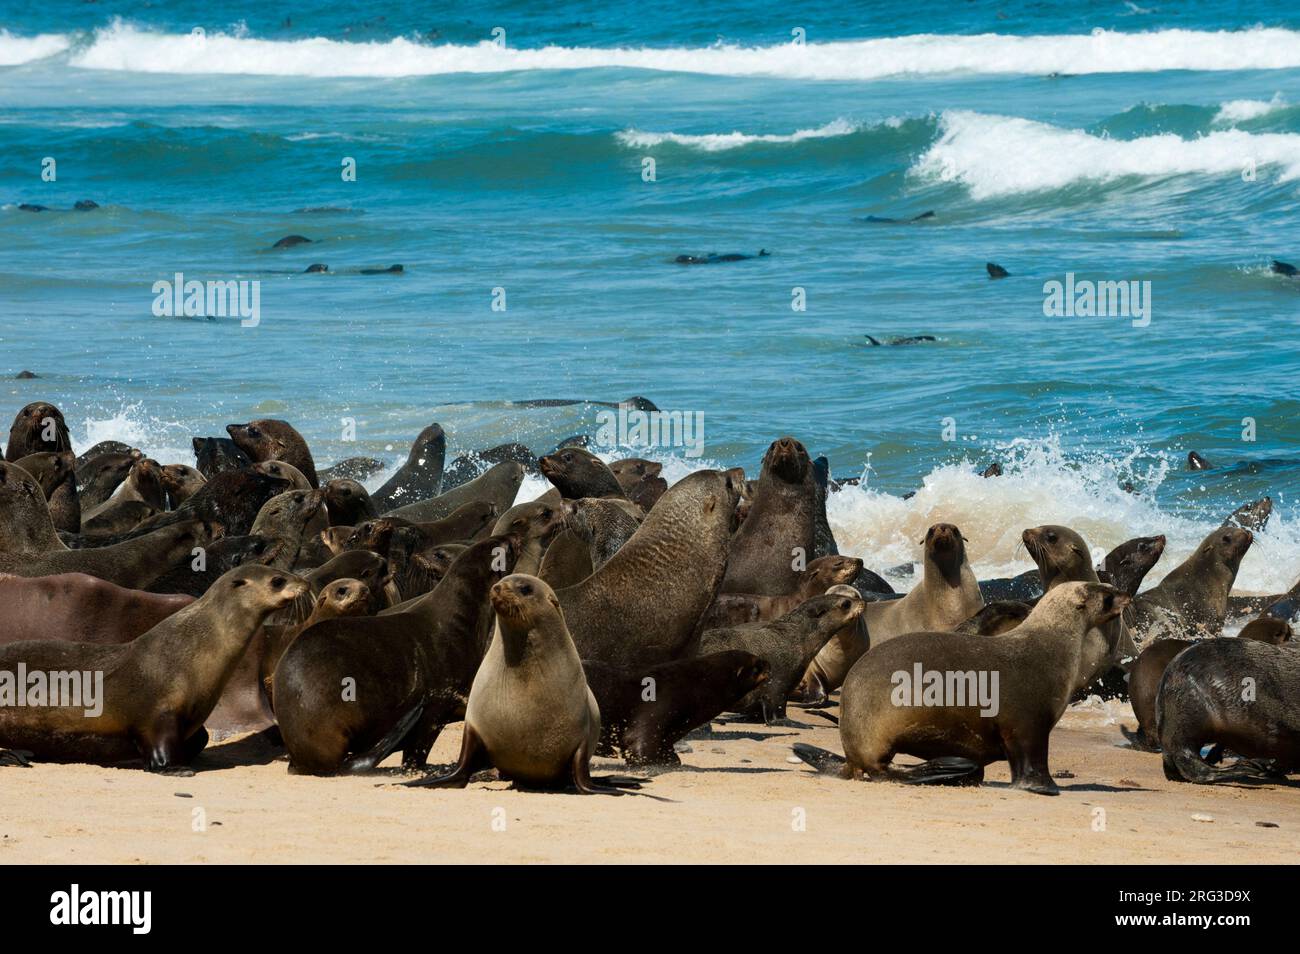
[0,399,1297,804]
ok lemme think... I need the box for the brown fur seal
[0,573,192,646]
[317,456,386,484]
[557,469,741,667]
[274,534,519,774]
[304,550,392,611]
[699,554,863,630]
[1120,616,1292,751]
[405,574,634,794]
[227,419,319,487]
[160,463,205,509]
[491,499,566,576]
[0,461,216,589]
[80,457,166,527]
[441,442,539,492]
[1223,496,1271,531]
[539,447,627,500]
[14,451,79,532]
[78,499,158,537]
[77,452,137,509]
[581,651,770,764]
[249,489,326,568]
[252,459,312,490]
[5,402,71,461]
[562,497,643,571]
[259,578,372,709]
[128,470,289,539]
[1128,526,1253,643]
[144,533,284,597]
[324,478,376,526]
[800,523,983,700]
[192,436,251,478]
[699,591,865,722]
[954,600,1031,636]
[608,459,667,510]
[0,565,307,770]
[384,460,522,522]
[721,437,817,596]
[1098,534,1166,595]
[1156,636,1300,783]
[370,423,446,511]
[797,583,1129,794]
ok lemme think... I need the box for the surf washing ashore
[1,0,1299,874]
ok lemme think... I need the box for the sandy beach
[3,698,1295,865]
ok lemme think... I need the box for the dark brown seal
[581,651,770,764]
[699,554,863,631]
[539,447,626,500]
[5,402,71,461]
[273,533,519,774]
[227,419,319,487]
[14,451,79,533]
[721,437,817,596]
[1128,526,1253,642]
[384,460,522,523]
[370,423,446,512]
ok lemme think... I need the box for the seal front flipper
[1119,724,1159,752]
[0,749,34,767]
[571,741,628,796]
[403,723,488,788]
[791,742,847,775]
[340,703,424,774]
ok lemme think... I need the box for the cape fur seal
[699,591,865,722]
[0,573,192,646]
[227,420,320,488]
[253,460,312,490]
[260,577,372,709]
[371,423,446,512]
[491,499,566,576]
[557,469,742,667]
[800,523,983,700]
[1098,534,1166,595]
[581,651,770,764]
[160,463,206,508]
[562,497,642,571]
[609,457,667,512]
[1128,526,1252,642]
[274,534,519,774]
[538,447,626,500]
[5,402,71,462]
[1156,637,1300,784]
[76,452,137,509]
[384,460,521,523]
[798,583,1129,794]
[441,443,539,492]
[699,555,863,630]
[1120,616,1292,751]
[0,566,307,769]
[405,575,634,794]
[14,451,79,532]
[323,478,376,526]
[192,437,251,478]
[721,437,817,596]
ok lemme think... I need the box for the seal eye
[270,576,286,589]
[562,453,573,464]
[518,582,533,596]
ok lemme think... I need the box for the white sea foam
[61,23,1300,80]
[0,29,71,65]
[616,118,859,151]
[1213,92,1288,125]
[913,110,1300,198]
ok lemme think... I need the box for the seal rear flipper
[403,722,488,788]
[1119,725,1160,752]
[885,757,983,786]
[805,709,839,725]
[589,774,645,790]
[0,749,34,767]
[341,703,424,774]
[791,742,847,775]
[572,741,628,796]
[1162,745,1276,784]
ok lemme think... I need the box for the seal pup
[800,523,983,699]
[699,591,865,723]
[405,575,632,794]
[1120,616,1292,751]
[370,423,446,512]
[721,437,817,596]
[491,499,566,576]
[324,478,377,526]
[5,402,71,461]
[384,460,522,523]
[608,457,667,512]
[13,451,79,532]
[0,573,192,646]
[76,451,138,508]
[0,566,307,770]
[1156,637,1300,783]
[259,578,372,710]
[699,555,863,630]
[249,489,326,569]
[1128,526,1253,642]
[799,583,1129,794]
[274,534,519,775]
[253,460,312,490]
[557,469,741,667]
[582,651,770,764]
[160,464,206,508]
[80,457,166,527]
[227,420,320,487]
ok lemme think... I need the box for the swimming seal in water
[1271,259,1297,277]
[986,262,1009,279]
[0,565,307,770]
[674,250,769,265]
[404,574,636,794]
[798,582,1128,794]
[1156,636,1300,783]
[272,235,313,248]
[863,335,937,346]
